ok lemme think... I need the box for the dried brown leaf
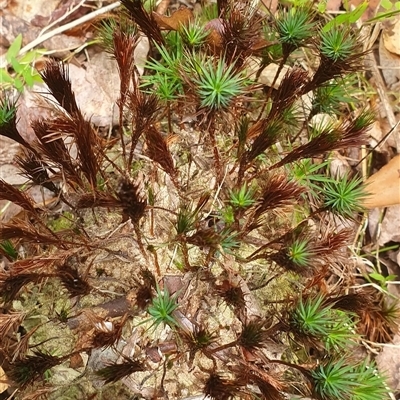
[363,155,400,208]
[75,191,122,209]
[0,179,39,216]
[121,0,164,45]
[145,127,175,177]
[152,7,193,31]
[0,220,61,246]
[41,60,80,115]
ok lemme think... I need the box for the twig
[156,0,171,15]
[0,2,121,68]
[349,282,399,300]
[366,49,400,152]
[357,19,400,152]
[38,0,88,37]
[204,165,228,219]
[362,340,400,349]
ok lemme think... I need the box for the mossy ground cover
[0,1,398,399]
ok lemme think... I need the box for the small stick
[156,0,171,15]
[0,2,121,68]
[356,18,400,152]
[38,0,88,37]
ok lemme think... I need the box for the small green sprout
[238,320,268,351]
[288,159,339,202]
[287,238,312,268]
[221,206,235,226]
[179,20,209,48]
[229,184,255,209]
[312,76,356,115]
[142,43,184,101]
[291,295,332,338]
[276,7,315,48]
[176,204,196,235]
[320,26,358,62]
[311,358,360,399]
[0,95,17,126]
[183,325,217,358]
[322,174,367,218]
[192,328,216,349]
[192,57,247,110]
[1,34,44,91]
[152,74,182,102]
[290,295,357,351]
[352,359,391,400]
[97,16,137,55]
[220,230,240,254]
[311,358,390,400]
[147,284,179,329]
[0,239,18,261]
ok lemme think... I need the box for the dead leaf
[7,0,59,22]
[260,0,278,14]
[16,85,54,145]
[0,366,9,394]
[368,120,390,153]
[250,38,278,52]
[326,0,342,12]
[376,333,400,391]
[379,35,400,89]
[368,205,400,245]
[69,52,120,127]
[0,136,20,164]
[152,7,193,31]
[248,59,290,89]
[64,38,149,126]
[156,0,170,15]
[69,352,84,369]
[163,274,187,296]
[31,0,91,28]
[377,119,399,151]
[134,36,150,76]
[0,164,27,185]
[329,151,350,178]
[1,14,83,60]
[205,19,223,52]
[383,16,400,56]
[362,155,400,208]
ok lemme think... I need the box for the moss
[0,2,392,399]
[47,211,75,232]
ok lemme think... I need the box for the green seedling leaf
[0,69,14,84]
[318,0,327,13]
[381,0,394,10]
[32,72,44,84]
[369,272,386,283]
[19,50,41,64]
[6,34,23,63]
[366,8,400,23]
[13,77,24,91]
[368,273,396,284]
[290,0,310,6]
[10,57,25,74]
[343,2,368,22]
[147,284,180,329]
[323,2,368,32]
[0,240,18,261]
[22,68,35,87]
